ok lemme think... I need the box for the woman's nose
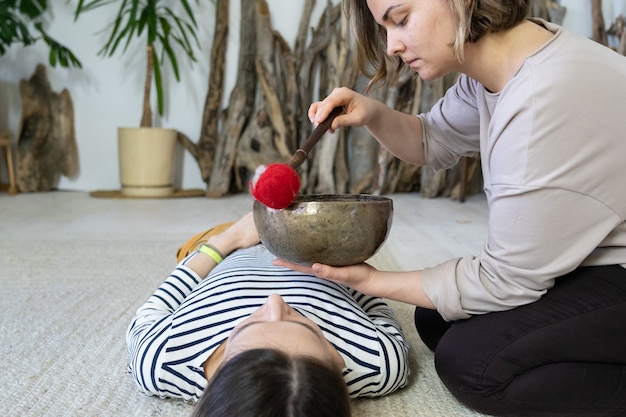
[386,30,404,56]
[263,294,288,321]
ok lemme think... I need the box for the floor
[0,189,491,417]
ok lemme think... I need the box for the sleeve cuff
[421,258,471,321]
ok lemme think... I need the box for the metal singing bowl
[253,194,393,266]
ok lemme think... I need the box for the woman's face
[366,0,459,80]
[224,294,344,369]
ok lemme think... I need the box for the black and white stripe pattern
[127,244,410,402]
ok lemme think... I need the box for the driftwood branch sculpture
[16,64,78,192]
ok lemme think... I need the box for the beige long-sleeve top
[419,19,626,321]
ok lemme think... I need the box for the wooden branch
[332,10,354,193]
[336,8,351,84]
[307,4,357,194]
[620,19,626,56]
[591,0,608,46]
[255,58,291,160]
[297,3,342,192]
[202,0,229,140]
[176,131,198,160]
[315,32,340,194]
[273,31,299,151]
[177,0,229,184]
[371,72,414,195]
[530,0,548,20]
[348,80,385,193]
[547,1,567,25]
[608,14,626,55]
[419,78,447,198]
[235,106,282,189]
[294,0,316,70]
[383,75,421,194]
[206,0,257,196]
[348,128,378,193]
[297,4,341,146]
[245,0,294,165]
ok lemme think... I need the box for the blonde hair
[344,0,530,90]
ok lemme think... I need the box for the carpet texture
[0,192,488,417]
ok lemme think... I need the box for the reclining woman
[126,212,410,417]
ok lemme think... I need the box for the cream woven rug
[0,192,488,417]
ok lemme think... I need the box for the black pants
[414,265,626,417]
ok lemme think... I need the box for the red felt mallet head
[250,163,301,209]
[250,107,343,209]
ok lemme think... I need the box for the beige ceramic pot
[118,127,177,197]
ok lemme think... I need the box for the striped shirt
[127,244,410,402]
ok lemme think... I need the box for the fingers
[309,87,355,128]
[272,258,314,274]
[272,258,342,282]
[309,103,339,129]
[308,103,321,124]
[310,263,346,282]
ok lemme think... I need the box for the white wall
[561,0,626,46]
[0,0,624,192]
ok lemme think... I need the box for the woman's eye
[396,16,407,28]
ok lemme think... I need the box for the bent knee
[434,327,510,413]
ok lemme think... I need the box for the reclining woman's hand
[273,259,379,295]
[187,212,260,279]
[208,212,260,257]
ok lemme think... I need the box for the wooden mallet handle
[289,106,343,169]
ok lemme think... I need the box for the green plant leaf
[120,0,139,53]
[180,0,196,25]
[74,0,117,18]
[2,0,19,9]
[37,23,83,68]
[49,47,57,66]
[146,3,157,44]
[0,10,34,52]
[108,15,134,56]
[137,5,148,37]
[160,33,180,81]
[164,8,197,56]
[19,0,46,19]
[1,4,30,46]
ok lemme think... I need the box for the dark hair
[192,348,351,417]
[344,0,530,90]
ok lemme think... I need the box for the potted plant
[74,0,201,197]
